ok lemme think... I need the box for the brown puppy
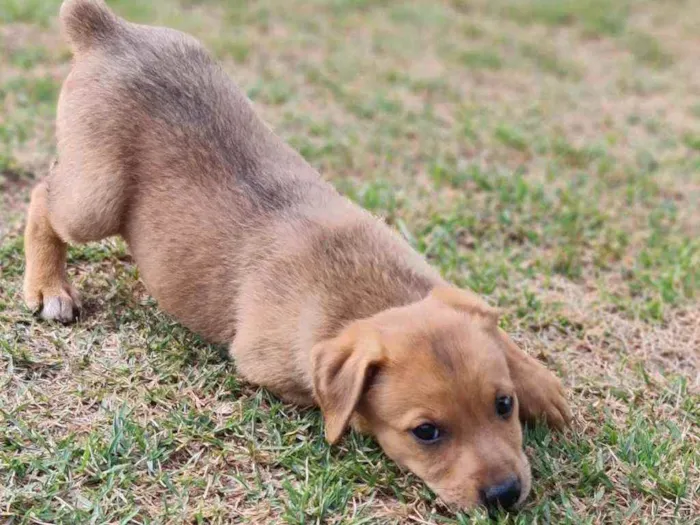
[23,0,571,511]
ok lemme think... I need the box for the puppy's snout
[480,475,521,511]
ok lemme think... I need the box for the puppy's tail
[59,0,121,53]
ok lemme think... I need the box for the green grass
[494,124,529,152]
[496,0,630,37]
[519,42,582,79]
[7,46,50,70]
[626,31,674,70]
[1,0,699,523]
[460,49,504,70]
[1,76,61,106]
[0,0,60,25]
[683,133,700,152]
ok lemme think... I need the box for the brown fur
[23,0,571,510]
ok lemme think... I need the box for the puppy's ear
[431,286,500,323]
[311,323,385,445]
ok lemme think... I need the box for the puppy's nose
[480,476,521,511]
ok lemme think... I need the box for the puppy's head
[312,286,530,511]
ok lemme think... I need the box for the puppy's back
[59,0,319,195]
[53,0,344,342]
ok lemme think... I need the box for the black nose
[480,476,521,511]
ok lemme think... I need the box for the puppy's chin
[427,484,482,513]
[514,452,532,508]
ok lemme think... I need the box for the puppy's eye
[496,395,514,419]
[411,423,442,443]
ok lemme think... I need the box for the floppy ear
[431,286,500,322]
[311,323,385,444]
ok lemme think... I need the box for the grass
[495,0,630,37]
[626,31,674,70]
[0,0,58,25]
[1,0,699,523]
[460,49,504,70]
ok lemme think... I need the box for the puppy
[23,0,571,511]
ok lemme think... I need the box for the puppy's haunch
[24,0,571,511]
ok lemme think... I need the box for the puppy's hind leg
[23,147,129,322]
[23,171,80,323]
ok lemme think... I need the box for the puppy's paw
[25,283,81,324]
[514,358,571,431]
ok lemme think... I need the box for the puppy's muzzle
[480,475,522,511]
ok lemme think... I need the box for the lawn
[1,0,698,523]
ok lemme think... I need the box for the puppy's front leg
[499,329,572,430]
